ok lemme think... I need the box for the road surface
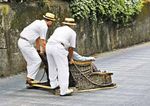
[1,42,150,106]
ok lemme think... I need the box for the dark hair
[44,19,52,22]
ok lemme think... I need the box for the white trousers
[46,43,69,95]
[18,38,42,79]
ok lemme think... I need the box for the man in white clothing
[18,12,56,84]
[46,18,77,96]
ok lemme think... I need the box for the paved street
[1,42,150,106]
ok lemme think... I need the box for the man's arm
[68,47,74,64]
[36,37,40,52]
[40,39,46,54]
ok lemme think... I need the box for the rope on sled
[72,62,110,87]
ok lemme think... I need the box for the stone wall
[0,1,150,77]
[76,3,150,55]
[0,1,70,76]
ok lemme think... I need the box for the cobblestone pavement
[1,42,150,106]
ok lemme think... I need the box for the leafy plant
[70,0,97,20]
[70,0,143,25]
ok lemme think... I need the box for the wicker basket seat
[69,61,114,90]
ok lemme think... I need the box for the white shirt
[73,51,95,61]
[20,20,48,44]
[48,26,76,49]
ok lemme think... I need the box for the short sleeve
[70,30,76,48]
[40,21,48,39]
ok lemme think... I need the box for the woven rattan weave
[69,61,114,90]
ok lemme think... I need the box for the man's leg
[46,45,58,88]
[18,39,42,80]
[53,47,70,95]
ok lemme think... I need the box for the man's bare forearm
[40,39,46,53]
[36,37,40,51]
[68,47,74,64]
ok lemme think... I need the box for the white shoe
[51,86,60,90]
[60,89,73,96]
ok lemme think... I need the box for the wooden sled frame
[26,82,116,95]
[26,53,116,93]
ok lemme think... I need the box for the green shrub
[70,0,143,25]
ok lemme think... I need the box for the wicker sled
[69,61,115,90]
[38,52,115,90]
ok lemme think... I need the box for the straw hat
[43,12,56,21]
[62,18,76,26]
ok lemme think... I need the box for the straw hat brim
[62,22,76,26]
[43,15,56,21]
